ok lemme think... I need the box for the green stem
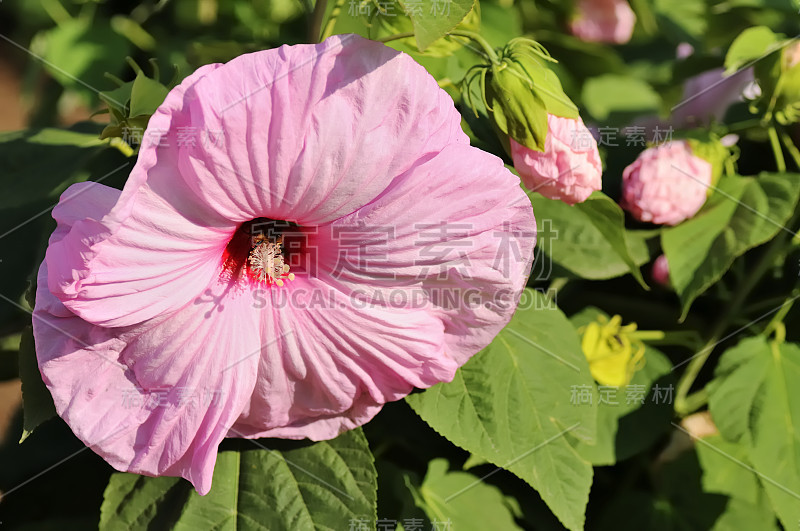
[377,32,416,43]
[448,30,500,64]
[777,125,800,170]
[319,0,347,41]
[724,118,763,133]
[680,388,709,414]
[309,0,328,43]
[764,295,797,337]
[378,30,500,64]
[768,125,787,172]
[674,217,796,416]
[547,277,568,299]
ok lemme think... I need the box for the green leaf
[379,0,480,58]
[531,191,649,285]
[581,75,661,122]
[100,429,377,530]
[18,327,56,442]
[568,308,674,465]
[707,337,800,528]
[398,0,476,51]
[696,434,762,504]
[406,289,597,531]
[662,173,800,318]
[707,337,771,443]
[408,459,523,531]
[724,26,781,75]
[744,342,800,529]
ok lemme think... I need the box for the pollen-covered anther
[247,238,295,286]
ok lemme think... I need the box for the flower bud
[511,114,602,205]
[621,140,715,225]
[651,254,670,287]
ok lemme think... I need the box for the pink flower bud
[569,0,636,45]
[651,254,670,286]
[621,140,712,225]
[511,114,602,205]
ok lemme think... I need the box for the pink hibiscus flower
[32,35,535,494]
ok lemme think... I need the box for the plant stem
[764,295,797,337]
[309,0,328,43]
[724,118,763,133]
[674,218,795,416]
[449,30,500,64]
[768,125,787,172]
[377,32,416,43]
[319,0,347,41]
[778,125,800,170]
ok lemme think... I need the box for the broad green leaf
[531,191,649,285]
[568,308,674,465]
[18,327,56,442]
[663,173,800,318]
[707,337,771,442]
[100,429,377,530]
[746,342,800,529]
[399,0,476,51]
[696,434,762,504]
[379,0,479,58]
[581,75,661,122]
[707,337,800,528]
[406,289,597,531]
[408,459,523,531]
[724,26,781,75]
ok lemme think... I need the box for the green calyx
[685,132,731,190]
[461,38,579,152]
[98,58,176,151]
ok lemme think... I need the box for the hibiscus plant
[1,0,800,530]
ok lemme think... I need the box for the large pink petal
[173,34,467,226]
[34,184,259,494]
[46,65,237,328]
[315,143,536,365]
[232,274,457,440]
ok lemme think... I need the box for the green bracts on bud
[686,132,731,189]
[462,38,578,152]
[98,59,174,147]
